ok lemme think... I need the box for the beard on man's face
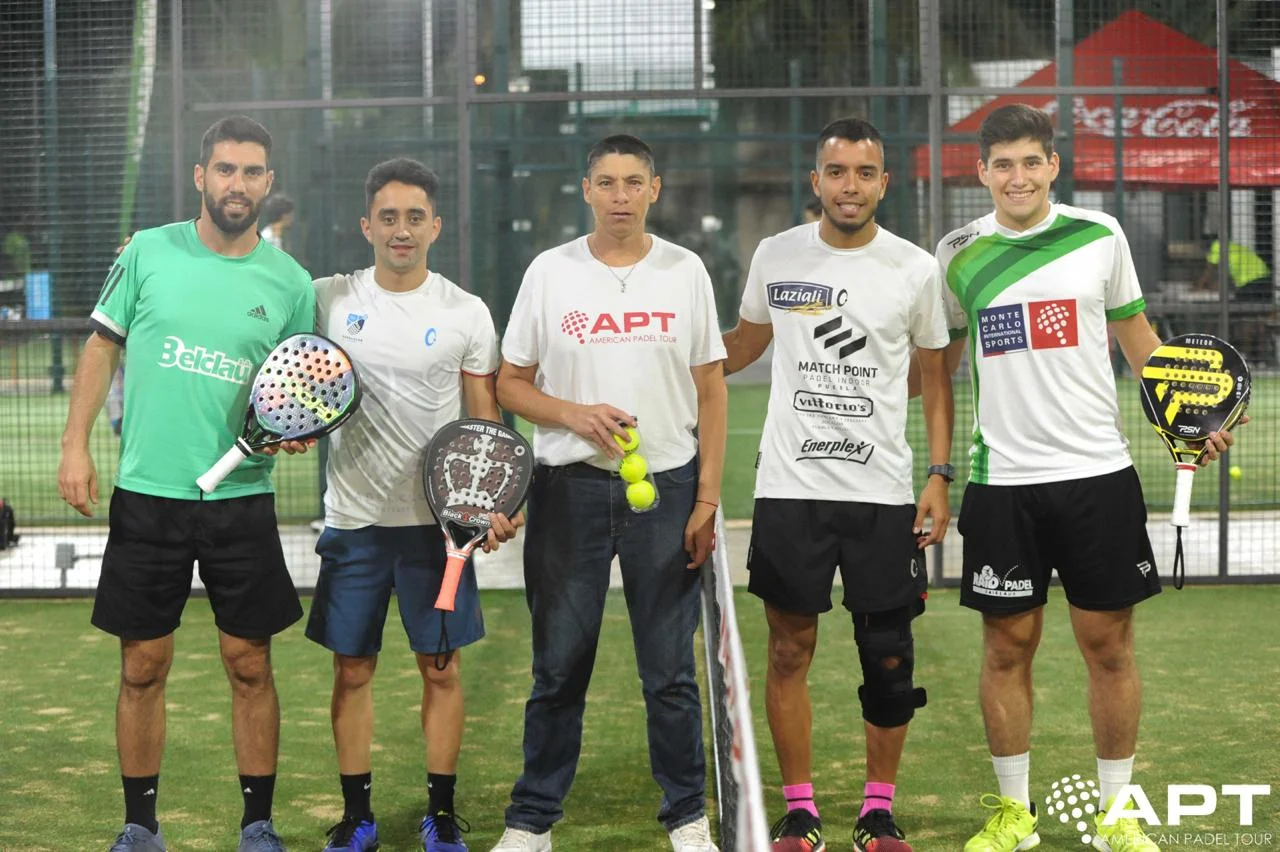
[204,188,260,236]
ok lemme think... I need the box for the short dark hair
[200,115,272,167]
[815,117,885,163]
[586,134,656,176]
[979,103,1055,163]
[364,157,441,212]
[804,199,823,216]
[261,193,295,225]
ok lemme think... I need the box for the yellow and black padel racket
[1139,333,1250,587]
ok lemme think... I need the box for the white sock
[1097,756,1135,807]
[992,752,1031,809]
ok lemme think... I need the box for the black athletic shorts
[91,487,302,640]
[957,466,1161,614]
[746,498,926,616]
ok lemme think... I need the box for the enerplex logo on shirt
[977,299,1079,356]
[560,310,677,345]
[157,335,254,384]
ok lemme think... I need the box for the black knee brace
[853,602,927,728]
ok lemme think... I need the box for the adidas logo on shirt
[247,304,269,322]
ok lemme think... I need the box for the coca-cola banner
[918,11,1280,187]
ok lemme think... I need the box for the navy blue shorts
[305,525,485,657]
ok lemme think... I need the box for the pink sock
[783,782,819,818]
[861,782,895,817]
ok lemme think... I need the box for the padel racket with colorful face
[1139,333,1250,586]
[196,333,361,494]
[423,419,532,611]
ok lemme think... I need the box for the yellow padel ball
[626,479,656,511]
[613,426,640,453]
[619,453,649,484]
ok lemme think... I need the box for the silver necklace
[589,236,648,293]
[602,262,639,292]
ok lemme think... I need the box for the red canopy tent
[915,10,1280,188]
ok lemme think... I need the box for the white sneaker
[668,816,719,852]
[489,827,552,851]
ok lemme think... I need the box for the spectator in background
[1196,234,1271,302]
[2,230,33,280]
[1196,234,1273,362]
[260,193,297,253]
[802,199,823,224]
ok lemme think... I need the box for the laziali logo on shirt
[766,281,847,314]
[157,335,253,384]
[794,437,875,464]
[560,310,678,345]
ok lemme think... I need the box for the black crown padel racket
[423,418,532,611]
[196,333,362,494]
[1138,333,1250,588]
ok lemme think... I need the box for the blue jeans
[505,458,706,832]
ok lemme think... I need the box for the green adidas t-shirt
[90,220,316,500]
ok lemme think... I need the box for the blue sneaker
[324,817,379,851]
[237,818,287,852]
[419,811,471,851]
[109,823,166,851]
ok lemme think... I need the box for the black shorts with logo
[747,498,926,616]
[957,466,1161,614]
[91,488,303,640]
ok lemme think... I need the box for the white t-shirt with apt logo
[502,235,727,472]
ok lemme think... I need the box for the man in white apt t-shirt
[722,117,955,852]
[492,135,728,852]
[306,158,520,852]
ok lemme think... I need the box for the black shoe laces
[426,811,472,843]
[770,809,821,840]
[858,809,905,840]
[326,816,364,846]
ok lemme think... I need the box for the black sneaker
[852,808,911,852]
[768,808,825,851]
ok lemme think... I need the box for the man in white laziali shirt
[306,158,519,852]
[723,117,954,852]
[492,135,728,852]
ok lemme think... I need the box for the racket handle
[1170,463,1197,528]
[197,439,254,494]
[434,546,471,612]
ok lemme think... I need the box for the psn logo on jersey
[424,327,438,347]
[346,313,367,336]
[767,282,847,315]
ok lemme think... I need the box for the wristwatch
[927,463,956,483]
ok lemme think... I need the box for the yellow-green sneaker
[1093,804,1160,851]
[964,794,1040,851]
